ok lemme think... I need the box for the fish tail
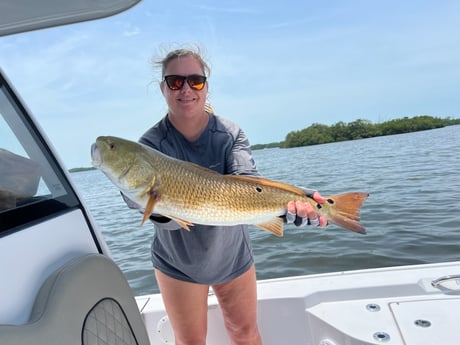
[323,192,369,234]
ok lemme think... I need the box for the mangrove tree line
[251,115,459,150]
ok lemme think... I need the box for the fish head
[91,136,155,192]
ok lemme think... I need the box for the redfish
[91,136,368,236]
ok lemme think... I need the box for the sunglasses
[163,74,207,91]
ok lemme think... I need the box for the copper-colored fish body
[91,136,368,236]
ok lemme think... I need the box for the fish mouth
[91,143,102,167]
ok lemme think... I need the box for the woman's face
[161,55,208,119]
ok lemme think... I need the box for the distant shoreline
[251,116,460,150]
[69,117,459,170]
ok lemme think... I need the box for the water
[71,125,460,296]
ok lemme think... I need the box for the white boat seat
[0,253,151,345]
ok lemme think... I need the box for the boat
[1,1,459,344]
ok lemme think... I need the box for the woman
[139,47,327,345]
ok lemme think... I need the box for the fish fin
[141,176,161,225]
[325,192,369,234]
[167,216,194,231]
[255,218,284,237]
[229,175,306,196]
[141,194,157,225]
[139,175,159,198]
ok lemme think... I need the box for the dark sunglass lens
[165,76,185,90]
[188,75,206,90]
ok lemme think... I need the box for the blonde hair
[153,44,211,78]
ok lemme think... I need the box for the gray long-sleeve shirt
[139,113,259,284]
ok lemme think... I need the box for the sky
[1,0,459,168]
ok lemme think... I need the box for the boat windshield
[0,72,80,233]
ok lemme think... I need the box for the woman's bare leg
[155,269,210,345]
[212,265,263,345]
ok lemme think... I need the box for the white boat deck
[137,261,460,345]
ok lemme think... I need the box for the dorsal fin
[228,175,307,197]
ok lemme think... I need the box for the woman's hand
[285,192,328,227]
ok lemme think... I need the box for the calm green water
[72,125,460,295]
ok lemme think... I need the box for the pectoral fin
[255,218,284,237]
[141,176,161,225]
[141,194,158,225]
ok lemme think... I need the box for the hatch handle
[431,274,460,290]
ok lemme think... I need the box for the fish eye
[109,143,116,150]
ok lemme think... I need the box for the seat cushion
[0,254,150,345]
